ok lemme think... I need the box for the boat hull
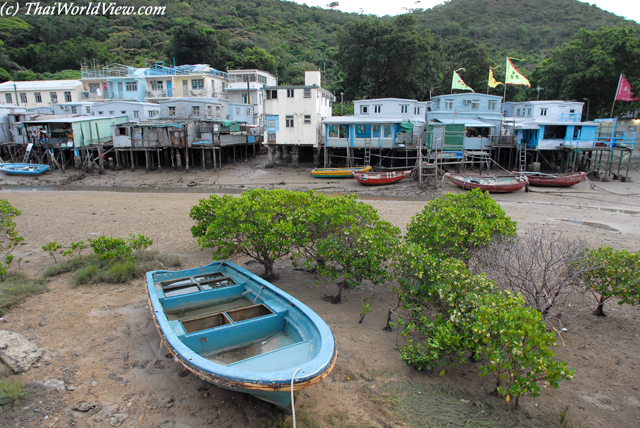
[0,163,49,176]
[311,166,371,178]
[146,261,337,410]
[513,171,587,187]
[353,170,412,186]
[444,173,528,193]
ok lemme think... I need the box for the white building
[263,70,334,165]
[0,105,28,143]
[227,69,278,129]
[93,101,161,122]
[52,102,97,116]
[0,80,84,109]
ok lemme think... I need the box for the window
[207,106,212,117]
[303,89,311,98]
[471,101,480,110]
[192,106,200,115]
[109,111,114,115]
[444,99,453,109]
[85,106,90,113]
[540,108,548,116]
[64,91,72,102]
[246,108,251,116]
[34,92,42,103]
[304,115,311,124]
[374,105,381,113]
[121,111,126,114]
[286,115,294,128]
[118,127,128,136]
[414,107,421,114]
[221,82,226,92]
[328,124,339,138]
[191,79,204,90]
[149,110,158,117]
[516,109,521,116]
[98,111,104,115]
[133,110,140,118]
[383,125,392,138]
[287,89,294,98]
[125,82,137,92]
[71,106,77,114]
[268,133,276,142]
[151,81,163,91]
[360,105,369,115]
[268,119,276,128]
[168,107,176,116]
[372,125,380,137]
[19,93,27,104]
[527,108,532,116]
[236,107,241,115]
[268,90,278,100]
[50,92,58,103]
[400,105,408,113]
[5,94,11,103]
[488,100,497,110]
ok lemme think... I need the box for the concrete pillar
[267,145,277,167]
[313,147,320,166]
[276,146,284,160]
[291,146,299,167]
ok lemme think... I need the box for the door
[183,80,188,97]
[117,82,123,97]
[166,81,172,97]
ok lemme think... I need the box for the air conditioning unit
[463,100,472,105]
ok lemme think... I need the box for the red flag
[615,74,640,101]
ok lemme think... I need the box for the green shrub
[0,273,47,315]
[394,244,573,406]
[0,378,27,413]
[405,188,517,263]
[0,200,24,281]
[580,246,640,316]
[74,265,101,286]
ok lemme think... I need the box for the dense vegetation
[1,0,640,115]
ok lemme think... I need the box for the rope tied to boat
[291,368,302,428]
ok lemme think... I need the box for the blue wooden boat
[145,261,337,410]
[0,163,49,176]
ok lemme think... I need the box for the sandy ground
[0,155,639,427]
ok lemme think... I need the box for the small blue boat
[146,261,337,410]
[0,163,49,176]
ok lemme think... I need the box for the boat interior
[153,266,318,372]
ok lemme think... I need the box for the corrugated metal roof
[0,80,82,91]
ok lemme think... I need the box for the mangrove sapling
[42,241,63,264]
[580,246,640,316]
[190,189,314,280]
[405,188,517,265]
[359,296,371,323]
[0,199,24,280]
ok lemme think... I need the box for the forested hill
[0,0,638,85]
[413,0,640,59]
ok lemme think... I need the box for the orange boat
[353,170,412,186]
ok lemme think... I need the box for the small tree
[472,291,574,407]
[0,199,24,280]
[42,241,63,264]
[580,247,640,316]
[405,188,517,264]
[190,189,313,280]
[313,219,400,303]
[394,244,573,406]
[474,229,590,318]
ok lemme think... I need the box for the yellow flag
[505,57,531,87]
[488,68,503,88]
[452,70,474,92]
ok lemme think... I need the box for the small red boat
[512,171,587,187]
[444,173,528,193]
[353,170,412,186]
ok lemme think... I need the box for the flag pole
[610,73,622,118]
[502,57,508,115]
